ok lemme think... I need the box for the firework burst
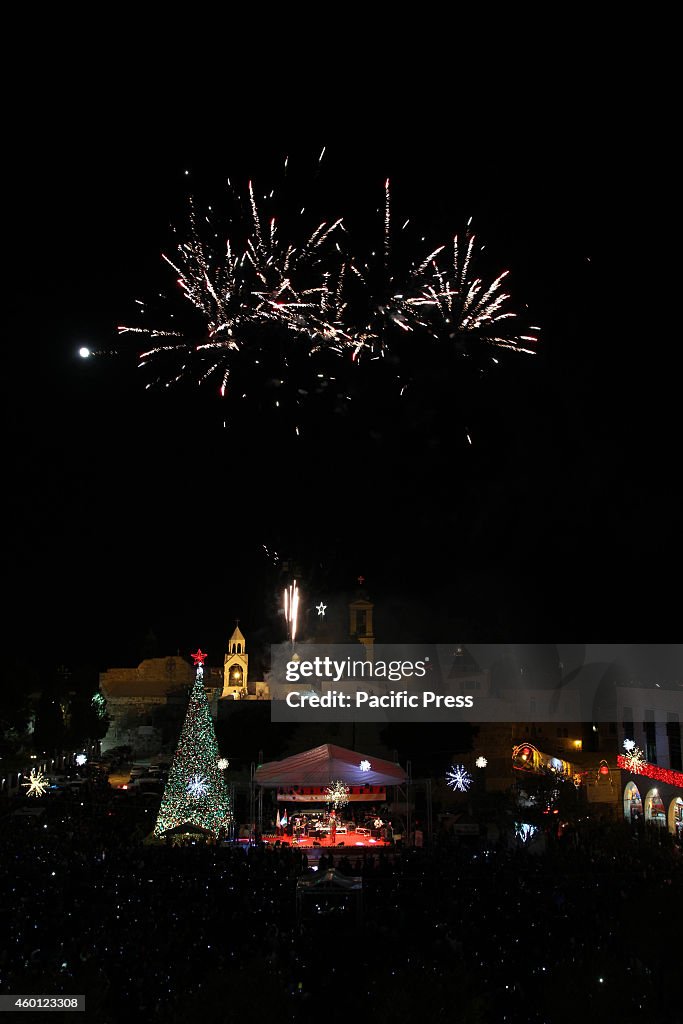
[119,175,348,408]
[342,182,539,369]
[116,162,539,427]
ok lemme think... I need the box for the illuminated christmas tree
[154,649,232,839]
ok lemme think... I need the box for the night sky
[4,84,674,675]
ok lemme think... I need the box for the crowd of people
[0,782,680,1022]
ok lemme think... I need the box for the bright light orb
[623,739,636,752]
[75,754,87,766]
[217,758,230,770]
[359,760,371,772]
[78,347,91,359]
[475,756,488,768]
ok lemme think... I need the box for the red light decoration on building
[512,743,542,771]
[617,754,683,788]
[190,649,208,665]
[599,764,610,776]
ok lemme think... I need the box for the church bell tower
[222,623,248,700]
[349,581,375,661]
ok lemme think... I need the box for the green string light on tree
[92,692,107,719]
[154,649,232,839]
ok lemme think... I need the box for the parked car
[63,778,88,790]
[139,790,162,804]
[112,785,134,798]
[48,775,71,786]
[126,776,163,793]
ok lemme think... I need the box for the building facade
[616,683,683,837]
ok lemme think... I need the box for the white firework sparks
[22,769,49,798]
[623,739,636,752]
[446,764,473,793]
[346,184,539,365]
[187,774,209,799]
[120,180,348,400]
[217,758,230,770]
[623,745,647,774]
[117,169,539,416]
[326,779,350,809]
[359,760,371,772]
[284,580,300,642]
[475,756,488,768]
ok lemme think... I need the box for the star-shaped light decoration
[316,602,327,617]
[217,758,230,770]
[326,779,350,809]
[623,745,647,774]
[75,753,87,766]
[190,648,208,665]
[187,774,209,799]
[446,764,472,793]
[475,756,488,768]
[373,817,383,828]
[22,769,49,798]
[623,739,636,752]
[359,760,371,772]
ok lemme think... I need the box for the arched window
[667,797,683,837]
[644,787,666,827]
[623,781,642,823]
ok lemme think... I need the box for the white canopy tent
[254,743,406,788]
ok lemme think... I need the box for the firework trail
[284,580,299,642]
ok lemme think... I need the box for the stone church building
[100,625,269,755]
[99,586,377,756]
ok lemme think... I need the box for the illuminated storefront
[618,755,683,836]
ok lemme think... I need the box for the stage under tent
[250,744,408,847]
